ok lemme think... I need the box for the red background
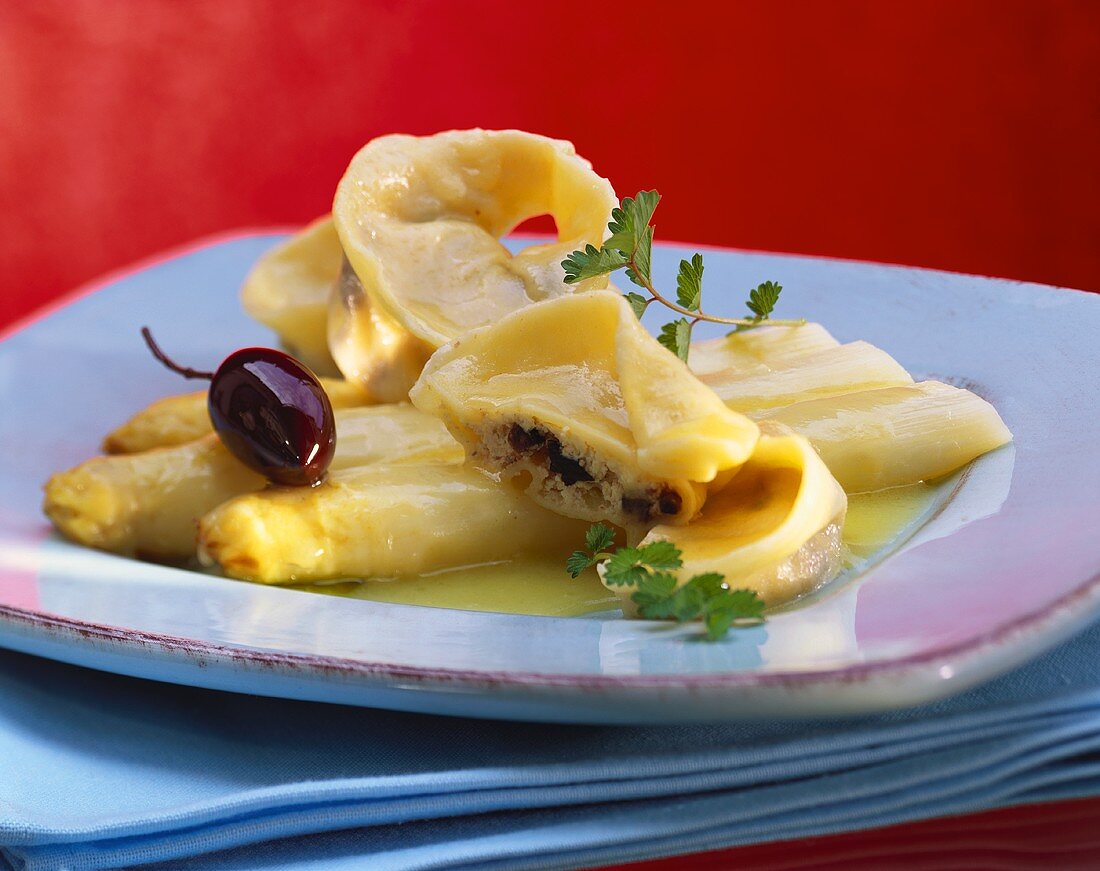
[2,1,1099,865]
[1,0,1099,329]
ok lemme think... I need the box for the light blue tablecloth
[5,619,1100,871]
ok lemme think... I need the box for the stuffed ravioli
[410,291,759,531]
[239,215,343,377]
[326,130,620,400]
[610,425,848,609]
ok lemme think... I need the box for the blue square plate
[0,232,1096,723]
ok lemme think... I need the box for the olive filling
[507,424,547,453]
[505,423,681,521]
[546,439,594,485]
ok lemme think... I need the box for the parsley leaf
[746,280,783,320]
[602,546,653,587]
[624,224,654,288]
[566,550,596,579]
[730,281,786,334]
[566,526,767,640]
[648,571,721,621]
[722,587,767,621]
[624,292,650,319]
[635,539,683,570]
[676,253,704,310]
[632,572,680,617]
[604,191,660,258]
[658,318,692,362]
[602,191,659,288]
[560,191,659,289]
[603,540,682,587]
[562,244,628,284]
[585,523,616,553]
[566,523,617,577]
[703,588,766,640]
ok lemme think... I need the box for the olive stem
[141,327,215,380]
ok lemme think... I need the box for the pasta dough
[239,216,343,376]
[332,129,618,348]
[613,426,848,607]
[410,291,759,530]
[327,257,435,402]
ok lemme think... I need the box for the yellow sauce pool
[292,559,619,617]
[842,481,945,563]
[291,480,950,617]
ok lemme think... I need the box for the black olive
[141,328,335,486]
[545,437,594,486]
[658,488,683,516]
[507,423,547,453]
[621,495,652,520]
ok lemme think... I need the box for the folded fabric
[5,618,1100,871]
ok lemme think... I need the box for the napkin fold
[4,620,1100,871]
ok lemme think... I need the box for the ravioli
[613,426,848,608]
[410,291,759,530]
[327,257,435,402]
[239,216,343,376]
[332,129,619,349]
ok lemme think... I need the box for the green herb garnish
[730,279,785,334]
[567,524,766,641]
[565,522,617,578]
[562,191,803,361]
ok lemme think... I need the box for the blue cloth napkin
[5,618,1100,871]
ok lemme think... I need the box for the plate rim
[3,556,1100,693]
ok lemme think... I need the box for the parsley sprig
[565,523,618,578]
[562,191,803,361]
[567,523,766,640]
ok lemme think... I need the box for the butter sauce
[842,480,945,564]
[292,559,618,617]
[291,479,949,617]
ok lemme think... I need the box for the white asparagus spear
[688,322,839,377]
[700,341,913,413]
[198,464,590,584]
[45,406,460,559]
[757,380,1012,492]
[45,436,265,560]
[102,378,368,454]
